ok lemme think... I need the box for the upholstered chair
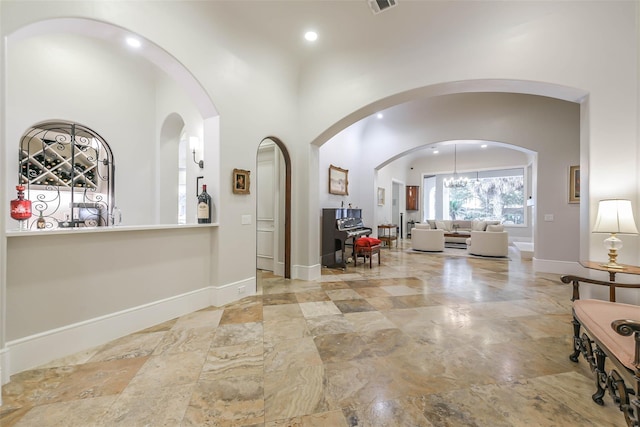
[466,231,509,257]
[411,224,445,252]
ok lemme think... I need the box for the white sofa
[411,224,444,252]
[466,231,509,257]
[424,219,501,244]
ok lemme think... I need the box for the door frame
[259,136,291,278]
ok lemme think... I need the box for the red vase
[10,185,32,221]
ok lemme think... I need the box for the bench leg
[607,369,637,426]
[592,346,607,405]
[570,316,581,363]
[630,393,640,427]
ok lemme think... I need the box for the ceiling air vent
[368,0,397,15]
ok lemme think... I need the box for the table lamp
[592,199,639,269]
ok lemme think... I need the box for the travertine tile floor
[0,242,625,426]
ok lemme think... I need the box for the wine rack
[16,122,115,230]
[20,137,99,189]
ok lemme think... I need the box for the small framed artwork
[328,164,349,195]
[377,187,385,206]
[233,168,250,194]
[569,165,580,204]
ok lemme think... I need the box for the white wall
[1,0,639,382]
[155,71,206,225]
[321,92,580,262]
[0,2,299,381]
[318,123,365,212]
[6,34,158,226]
[302,1,638,270]
[376,157,410,232]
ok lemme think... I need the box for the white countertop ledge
[5,223,219,237]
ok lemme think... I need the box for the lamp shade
[592,199,639,234]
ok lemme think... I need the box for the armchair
[411,225,445,252]
[466,231,508,257]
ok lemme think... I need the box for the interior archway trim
[260,136,292,279]
[310,78,588,147]
[7,17,218,119]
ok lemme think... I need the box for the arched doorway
[256,136,291,279]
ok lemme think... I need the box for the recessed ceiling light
[304,31,318,42]
[377,113,383,119]
[433,150,439,154]
[126,37,141,48]
[481,144,488,148]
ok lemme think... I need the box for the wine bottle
[37,212,46,229]
[197,184,212,224]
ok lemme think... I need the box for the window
[425,168,525,224]
[178,136,187,224]
[18,121,114,229]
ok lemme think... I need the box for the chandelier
[443,144,468,188]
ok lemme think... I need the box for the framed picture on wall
[233,168,250,194]
[329,164,349,195]
[377,187,385,206]
[569,165,580,204]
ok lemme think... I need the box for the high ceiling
[11,1,574,165]
[205,1,572,163]
[210,0,449,60]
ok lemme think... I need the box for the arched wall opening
[375,139,538,245]
[4,17,219,227]
[159,113,186,225]
[0,17,222,383]
[257,136,292,280]
[316,80,587,271]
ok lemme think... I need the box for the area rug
[405,247,511,261]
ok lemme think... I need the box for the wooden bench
[562,275,640,426]
[354,244,380,267]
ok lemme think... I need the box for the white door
[257,144,276,272]
[257,141,286,275]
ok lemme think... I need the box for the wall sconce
[592,199,639,269]
[190,136,204,169]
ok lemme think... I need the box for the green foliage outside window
[446,175,524,224]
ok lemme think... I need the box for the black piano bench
[355,244,380,268]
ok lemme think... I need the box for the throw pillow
[486,224,504,232]
[415,223,431,230]
[355,237,382,247]
[369,237,382,245]
[435,220,450,231]
[471,220,487,231]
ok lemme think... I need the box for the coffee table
[444,232,469,248]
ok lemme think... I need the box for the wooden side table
[561,261,640,302]
[579,261,640,282]
[377,224,398,248]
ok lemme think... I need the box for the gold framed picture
[233,168,250,194]
[569,165,580,204]
[328,164,349,195]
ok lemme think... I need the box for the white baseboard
[0,347,6,403]
[532,258,582,275]
[211,277,256,307]
[274,261,285,277]
[1,278,257,385]
[513,242,534,260]
[293,263,321,281]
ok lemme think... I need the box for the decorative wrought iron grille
[18,122,115,229]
